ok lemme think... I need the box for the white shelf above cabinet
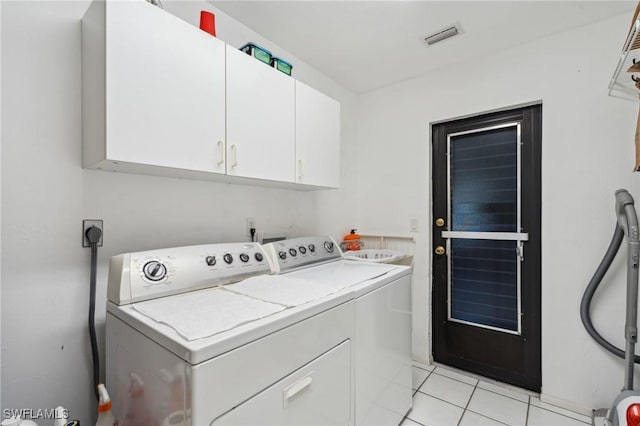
[609,17,640,100]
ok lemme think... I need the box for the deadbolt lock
[435,218,445,227]
[435,246,446,255]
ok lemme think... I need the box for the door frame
[429,102,542,391]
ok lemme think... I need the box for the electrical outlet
[246,217,256,237]
[83,219,104,247]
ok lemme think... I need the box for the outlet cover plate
[83,219,103,247]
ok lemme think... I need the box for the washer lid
[226,274,349,306]
[288,260,396,286]
[131,286,285,341]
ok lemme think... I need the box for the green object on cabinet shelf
[239,43,272,65]
[271,57,293,76]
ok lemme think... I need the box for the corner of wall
[1,0,4,409]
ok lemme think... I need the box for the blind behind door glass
[448,125,519,332]
[450,127,518,232]
[450,239,518,331]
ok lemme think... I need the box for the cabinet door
[212,341,351,425]
[105,1,226,173]
[226,47,295,182]
[295,81,341,188]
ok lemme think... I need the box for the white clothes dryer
[260,236,413,426]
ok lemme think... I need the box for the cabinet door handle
[217,140,224,166]
[283,373,313,408]
[298,158,304,179]
[231,144,238,168]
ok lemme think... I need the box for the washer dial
[289,248,297,257]
[239,253,250,263]
[143,261,167,282]
[324,241,334,253]
[255,252,264,262]
[279,251,287,260]
[205,256,216,266]
[223,253,234,264]
[299,246,307,254]
[308,244,316,253]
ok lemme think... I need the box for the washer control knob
[299,246,307,254]
[223,253,233,264]
[205,255,216,266]
[255,252,264,262]
[308,244,316,253]
[289,248,297,257]
[239,253,250,263]
[324,241,334,253]
[143,261,167,282]
[279,251,287,260]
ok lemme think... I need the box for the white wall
[1,1,355,423]
[355,12,640,411]
[0,0,3,409]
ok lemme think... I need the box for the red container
[200,11,216,36]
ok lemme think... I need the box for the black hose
[580,224,640,363]
[86,226,102,400]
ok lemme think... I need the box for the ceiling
[211,1,636,93]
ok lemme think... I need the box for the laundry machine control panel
[108,242,273,305]
[262,236,342,273]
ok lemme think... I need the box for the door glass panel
[450,126,518,232]
[449,239,518,331]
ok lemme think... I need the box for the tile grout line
[478,384,532,405]
[431,369,479,387]
[530,396,592,423]
[462,387,526,425]
[403,414,427,426]
[457,380,479,426]
[413,364,435,373]
[413,368,434,396]
[408,368,435,425]
[462,385,512,426]
[531,403,592,425]
[413,366,589,425]
[430,369,532,405]
[414,389,472,411]
[464,408,511,425]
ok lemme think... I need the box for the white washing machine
[106,241,356,426]
[261,236,413,426]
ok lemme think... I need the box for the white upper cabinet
[83,0,226,174]
[82,0,340,189]
[226,47,296,183]
[295,81,341,188]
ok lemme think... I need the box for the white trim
[516,123,523,334]
[442,231,528,241]
[447,121,520,138]
[445,122,523,334]
[449,318,520,335]
[430,101,542,126]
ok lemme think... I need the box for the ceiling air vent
[424,25,461,46]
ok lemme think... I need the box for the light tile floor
[404,363,592,426]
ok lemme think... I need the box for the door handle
[231,144,238,168]
[435,246,446,255]
[516,241,525,261]
[217,140,224,166]
[283,373,313,408]
[435,218,445,227]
